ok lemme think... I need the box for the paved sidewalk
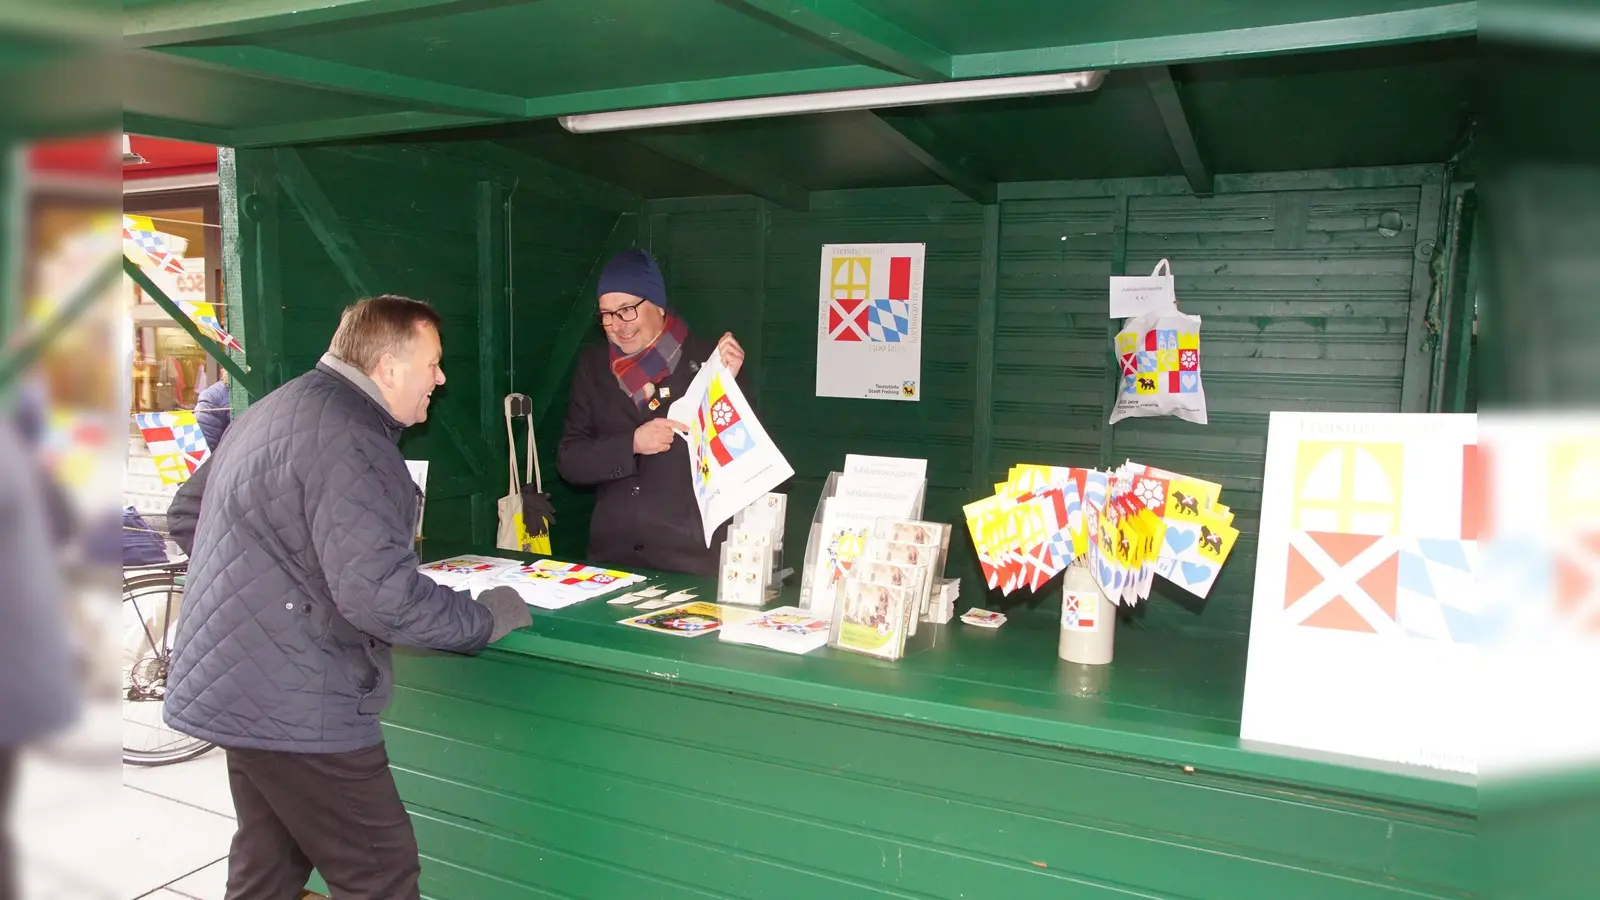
[12,701,238,900]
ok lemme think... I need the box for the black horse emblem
[1200,525,1223,556]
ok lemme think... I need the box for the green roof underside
[124,1,1477,199]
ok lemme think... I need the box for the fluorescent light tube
[558,70,1106,134]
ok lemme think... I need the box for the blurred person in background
[0,411,82,900]
[163,295,531,900]
[193,371,231,453]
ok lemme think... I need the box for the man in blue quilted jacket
[164,295,531,900]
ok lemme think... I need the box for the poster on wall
[1240,412,1479,776]
[815,243,924,401]
[668,352,796,547]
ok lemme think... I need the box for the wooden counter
[345,549,1477,899]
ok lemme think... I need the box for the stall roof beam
[516,66,901,119]
[1144,66,1212,197]
[122,113,235,146]
[156,46,530,118]
[855,112,995,205]
[952,3,1477,77]
[124,0,534,48]
[629,133,810,212]
[717,0,950,81]
[231,112,504,147]
[421,141,643,213]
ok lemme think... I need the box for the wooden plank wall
[229,145,621,550]
[235,148,1446,641]
[640,172,1441,639]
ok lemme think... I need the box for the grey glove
[478,586,532,642]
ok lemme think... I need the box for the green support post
[1098,194,1130,467]
[124,257,262,396]
[0,255,121,400]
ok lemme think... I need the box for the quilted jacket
[192,378,232,453]
[163,354,495,753]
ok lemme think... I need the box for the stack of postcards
[928,577,960,624]
[824,516,952,661]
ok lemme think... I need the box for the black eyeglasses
[598,298,647,327]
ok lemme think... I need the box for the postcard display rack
[797,456,956,661]
[716,492,789,607]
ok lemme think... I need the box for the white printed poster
[816,243,924,401]
[1240,412,1479,776]
[668,352,795,547]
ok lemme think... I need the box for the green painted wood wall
[638,174,1445,639]
[225,143,621,555]
[230,145,1451,643]
[371,646,1476,900]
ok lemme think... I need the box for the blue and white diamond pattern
[1047,530,1076,567]
[1396,538,1480,644]
[866,299,911,344]
[175,421,209,455]
[125,229,170,259]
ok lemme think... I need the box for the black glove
[518,484,556,538]
[478,586,532,642]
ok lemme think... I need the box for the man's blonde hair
[327,295,442,374]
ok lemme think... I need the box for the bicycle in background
[121,511,214,766]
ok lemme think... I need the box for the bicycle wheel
[122,570,216,766]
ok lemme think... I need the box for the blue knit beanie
[597,248,667,310]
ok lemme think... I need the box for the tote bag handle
[503,393,541,496]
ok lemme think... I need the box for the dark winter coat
[163,355,495,753]
[557,333,745,577]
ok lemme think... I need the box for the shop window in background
[126,205,223,414]
[135,326,215,411]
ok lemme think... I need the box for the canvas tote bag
[1107,260,1207,426]
[497,393,552,555]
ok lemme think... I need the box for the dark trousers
[224,743,420,900]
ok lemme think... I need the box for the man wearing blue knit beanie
[556,248,748,576]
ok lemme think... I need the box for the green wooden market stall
[123,2,1494,897]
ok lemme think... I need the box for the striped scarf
[609,313,689,410]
